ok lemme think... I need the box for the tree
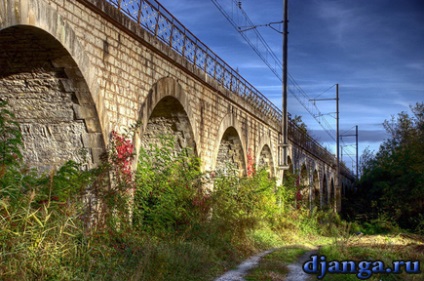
[289,114,308,133]
[354,103,424,232]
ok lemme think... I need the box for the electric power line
[211,0,337,141]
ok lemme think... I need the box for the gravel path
[214,249,275,281]
[214,249,318,281]
[284,250,317,281]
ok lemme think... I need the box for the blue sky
[157,0,424,171]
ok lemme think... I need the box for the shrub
[133,136,202,235]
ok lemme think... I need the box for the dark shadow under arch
[257,144,274,177]
[0,25,105,172]
[313,170,320,208]
[330,178,335,210]
[215,127,246,177]
[322,174,328,207]
[140,96,197,155]
[299,164,309,207]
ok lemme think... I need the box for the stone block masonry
[0,0,354,211]
[0,25,96,172]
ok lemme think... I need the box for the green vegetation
[0,98,297,280]
[344,102,424,234]
[318,234,424,281]
[1,101,424,280]
[245,246,312,281]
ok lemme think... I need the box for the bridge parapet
[83,0,355,180]
[288,121,335,167]
[101,0,282,123]
[0,0,357,212]
[91,0,347,168]
[340,162,356,181]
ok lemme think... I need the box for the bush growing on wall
[133,136,202,235]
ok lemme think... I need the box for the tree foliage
[354,102,424,233]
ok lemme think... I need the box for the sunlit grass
[243,232,424,281]
[318,234,424,281]
[1,102,422,281]
[245,246,311,281]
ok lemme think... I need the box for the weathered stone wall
[257,145,274,176]
[141,96,196,152]
[0,0,350,210]
[216,127,246,177]
[0,25,103,172]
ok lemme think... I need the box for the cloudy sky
[155,0,424,171]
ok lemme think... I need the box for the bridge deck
[75,0,353,178]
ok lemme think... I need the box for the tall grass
[1,101,355,280]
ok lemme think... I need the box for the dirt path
[215,234,424,281]
[284,250,317,281]
[214,249,317,281]
[214,249,275,281]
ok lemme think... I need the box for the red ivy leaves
[110,130,135,183]
[247,148,255,177]
[192,192,211,214]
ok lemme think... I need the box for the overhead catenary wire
[340,138,356,170]
[313,84,337,101]
[211,0,337,142]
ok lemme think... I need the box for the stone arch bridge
[0,0,355,211]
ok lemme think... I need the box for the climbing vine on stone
[110,130,135,183]
[247,148,255,177]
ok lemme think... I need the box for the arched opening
[299,163,309,208]
[135,95,198,231]
[283,156,294,186]
[322,174,328,207]
[257,144,274,177]
[300,164,309,186]
[312,170,320,209]
[287,156,293,172]
[0,25,104,172]
[330,178,335,210]
[141,96,197,155]
[215,127,246,177]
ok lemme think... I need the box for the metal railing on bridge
[105,0,281,122]
[288,121,336,167]
[92,0,354,177]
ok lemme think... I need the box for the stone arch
[212,113,247,177]
[312,169,320,208]
[0,0,107,141]
[136,77,198,157]
[330,178,335,210]
[283,156,294,187]
[215,127,246,177]
[322,174,328,206]
[257,144,275,177]
[299,163,309,206]
[0,25,105,172]
[287,156,293,172]
[139,95,197,156]
[300,163,309,187]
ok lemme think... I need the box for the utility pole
[281,0,289,169]
[356,125,359,179]
[336,84,340,212]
